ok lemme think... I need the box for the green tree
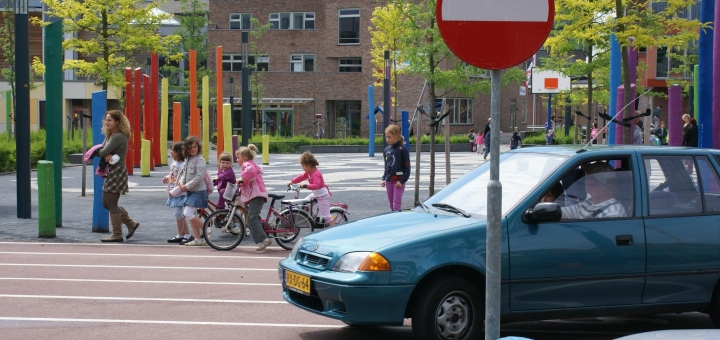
[248,18,273,134]
[384,0,523,196]
[35,0,182,101]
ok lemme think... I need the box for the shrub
[0,129,93,172]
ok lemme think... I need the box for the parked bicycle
[202,184,348,251]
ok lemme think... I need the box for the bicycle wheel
[272,209,311,250]
[203,210,245,251]
[330,208,348,225]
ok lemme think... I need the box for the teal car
[279,146,720,340]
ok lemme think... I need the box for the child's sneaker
[256,238,272,251]
[184,238,206,246]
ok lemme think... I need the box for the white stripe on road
[0,277,281,286]
[0,263,276,271]
[0,252,285,260]
[0,316,342,328]
[0,242,288,251]
[441,0,549,22]
[0,294,287,304]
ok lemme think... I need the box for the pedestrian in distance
[468,129,477,152]
[287,152,335,227]
[381,124,411,211]
[590,122,599,144]
[545,129,555,145]
[476,132,484,154]
[99,110,140,242]
[682,114,698,147]
[510,127,522,150]
[236,144,272,251]
[214,152,236,210]
[163,142,190,244]
[483,118,492,160]
[653,121,668,145]
[653,105,662,129]
[179,136,209,246]
[633,118,644,145]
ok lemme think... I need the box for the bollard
[262,135,269,165]
[202,75,210,161]
[141,139,151,177]
[37,160,56,238]
[223,104,232,153]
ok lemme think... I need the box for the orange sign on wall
[544,78,559,89]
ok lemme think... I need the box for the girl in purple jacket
[214,152,236,209]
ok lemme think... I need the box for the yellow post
[223,103,232,153]
[160,78,169,165]
[262,135,269,165]
[141,139,151,177]
[202,75,209,160]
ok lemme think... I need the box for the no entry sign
[437,0,555,70]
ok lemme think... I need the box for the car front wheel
[411,275,484,340]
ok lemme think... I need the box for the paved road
[0,242,715,340]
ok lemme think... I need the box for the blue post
[91,91,108,232]
[546,94,552,132]
[698,0,715,148]
[609,34,620,145]
[402,110,409,149]
[368,85,375,157]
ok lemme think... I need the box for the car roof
[512,145,720,157]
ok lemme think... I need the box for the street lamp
[15,0,30,218]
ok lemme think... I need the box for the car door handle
[616,235,633,246]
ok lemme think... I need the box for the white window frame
[291,54,315,72]
[338,9,360,45]
[229,13,252,30]
[339,58,362,72]
[223,54,269,72]
[444,98,473,125]
[269,12,314,30]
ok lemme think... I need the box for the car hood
[298,211,480,258]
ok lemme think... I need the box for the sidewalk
[0,146,508,244]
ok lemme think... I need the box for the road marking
[0,252,286,260]
[0,294,287,304]
[0,242,288,252]
[0,277,281,286]
[0,317,343,328]
[0,263,277,271]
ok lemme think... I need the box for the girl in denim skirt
[163,142,190,244]
[178,136,208,246]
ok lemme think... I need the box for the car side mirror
[522,202,562,224]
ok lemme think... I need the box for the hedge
[0,130,93,173]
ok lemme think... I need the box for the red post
[143,74,155,171]
[124,68,134,175]
[216,46,224,159]
[133,68,142,168]
[189,49,198,137]
[151,53,162,166]
[173,102,181,142]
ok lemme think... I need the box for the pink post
[615,86,625,145]
[668,85,682,146]
[713,1,720,149]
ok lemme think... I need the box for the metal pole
[383,50,390,148]
[485,69,503,340]
[241,32,251,146]
[414,103,422,205]
[15,0,31,218]
[443,99,450,185]
[81,110,87,197]
[368,85,375,156]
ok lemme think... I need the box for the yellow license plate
[285,270,311,295]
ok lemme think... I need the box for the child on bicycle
[162,142,190,244]
[287,151,335,227]
[214,152,236,209]
[235,144,271,251]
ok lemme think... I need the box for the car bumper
[279,259,413,326]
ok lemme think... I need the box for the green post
[5,90,10,140]
[45,20,63,227]
[693,65,699,119]
[38,160,56,238]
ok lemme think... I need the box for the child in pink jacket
[235,144,271,251]
[287,152,334,227]
[476,133,484,154]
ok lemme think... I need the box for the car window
[697,156,720,213]
[644,156,702,216]
[542,158,633,220]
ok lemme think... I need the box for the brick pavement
[0,146,509,244]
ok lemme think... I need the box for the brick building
[207,0,536,139]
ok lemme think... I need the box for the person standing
[236,144,271,251]
[683,116,698,147]
[98,110,140,242]
[468,129,476,152]
[382,125,411,211]
[653,105,662,129]
[590,123,599,144]
[653,121,668,145]
[510,127,522,150]
[633,119,644,145]
[179,136,208,246]
[483,118,492,160]
[163,142,190,244]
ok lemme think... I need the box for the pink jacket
[239,159,268,204]
[476,134,484,145]
[290,168,331,197]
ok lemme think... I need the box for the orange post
[124,68,134,175]
[216,46,224,158]
[173,102,181,142]
[189,50,198,137]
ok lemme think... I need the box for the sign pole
[485,69,502,340]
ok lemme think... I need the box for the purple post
[232,135,238,163]
[629,40,638,136]
[713,1,720,149]
[615,86,625,145]
[668,85,682,146]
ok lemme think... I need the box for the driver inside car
[559,162,627,219]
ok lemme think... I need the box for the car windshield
[422,152,569,218]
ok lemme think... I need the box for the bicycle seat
[281,198,311,206]
[268,193,285,200]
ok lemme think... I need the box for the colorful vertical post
[133,68,142,167]
[143,74,154,170]
[402,110,409,149]
[141,139,151,177]
[694,65,699,119]
[668,85,682,146]
[223,104,232,156]
[202,75,209,160]
[262,134,269,165]
[216,46,224,158]
[92,90,109,232]
[161,78,169,165]
[125,68,134,174]
[151,53,162,166]
[697,0,715,148]
[5,91,10,138]
[44,20,63,227]
[232,135,238,162]
[189,49,198,137]
[173,102,181,142]
[608,34,620,145]
[37,160,56,238]
[713,0,720,149]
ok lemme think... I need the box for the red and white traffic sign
[437,0,555,70]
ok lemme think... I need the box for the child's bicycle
[202,184,348,251]
[282,184,349,229]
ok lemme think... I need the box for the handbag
[204,171,214,195]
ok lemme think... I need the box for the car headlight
[332,252,391,273]
[289,237,303,261]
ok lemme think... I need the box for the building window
[291,54,315,72]
[222,54,269,72]
[338,9,360,44]
[339,58,361,72]
[444,98,473,125]
[229,14,251,30]
[270,12,314,30]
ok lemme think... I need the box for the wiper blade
[431,203,470,218]
[417,200,429,213]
